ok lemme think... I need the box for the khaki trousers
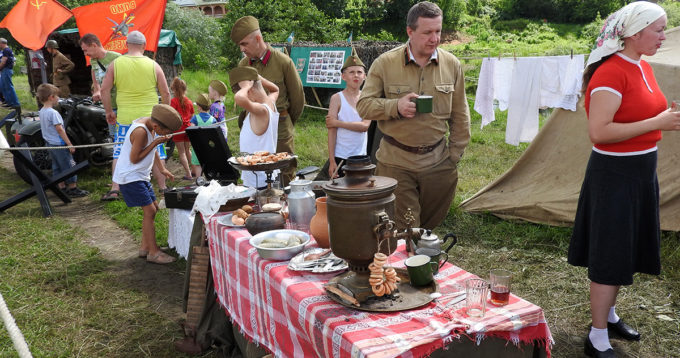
[57,84,70,98]
[376,157,458,230]
[277,115,296,185]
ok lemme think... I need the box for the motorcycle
[7,96,174,183]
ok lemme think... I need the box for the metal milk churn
[287,179,316,232]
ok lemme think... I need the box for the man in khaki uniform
[45,40,75,98]
[231,16,304,185]
[356,1,470,230]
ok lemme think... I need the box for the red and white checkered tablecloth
[207,214,553,358]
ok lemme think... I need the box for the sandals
[138,250,149,258]
[101,190,121,201]
[147,251,176,264]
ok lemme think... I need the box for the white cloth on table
[168,208,195,259]
[473,55,585,145]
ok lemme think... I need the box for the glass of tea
[489,269,512,306]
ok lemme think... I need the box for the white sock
[589,327,612,352]
[608,306,620,324]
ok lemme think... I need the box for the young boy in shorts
[37,83,89,197]
[113,104,181,264]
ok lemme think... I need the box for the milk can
[287,179,316,232]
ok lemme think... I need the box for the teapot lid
[421,230,437,240]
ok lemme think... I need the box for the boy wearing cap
[45,40,75,98]
[326,51,369,178]
[230,66,280,188]
[208,80,227,123]
[101,30,171,201]
[113,104,180,264]
[189,93,217,177]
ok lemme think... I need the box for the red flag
[72,0,167,54]
[0,0,72,50]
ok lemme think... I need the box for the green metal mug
[411,95,433,113]
[405,254,434,286]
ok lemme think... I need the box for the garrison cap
[195,93,211,108]
[228,66,259,91]
[342,48,365,71]
[209,80,228,96]
[230,16,259,43]
[46,40,59,49]
[151,104,182,131]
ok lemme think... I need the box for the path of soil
[1,155,187,329]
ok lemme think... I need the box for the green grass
[0,170,182,357]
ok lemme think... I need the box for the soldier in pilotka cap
[45,39,75,98]
[231,15,305,185]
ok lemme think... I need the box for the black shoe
[584,336,617,358]
[66,187,90,198]
[607,319,641,341]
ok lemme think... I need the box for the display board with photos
[290,47,351,88]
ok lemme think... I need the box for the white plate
[288,248,348,273]
[217,213,245,228]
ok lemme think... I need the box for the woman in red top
[170,77,195,180]
[568,3,680,357]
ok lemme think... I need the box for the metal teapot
[409,229,457,253]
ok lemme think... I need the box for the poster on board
[290,47,351,88]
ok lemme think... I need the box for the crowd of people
[5,1,674,356]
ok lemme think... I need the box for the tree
[163,2,227,70]
[220,0,343,67]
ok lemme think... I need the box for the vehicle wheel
[13,135,52,184]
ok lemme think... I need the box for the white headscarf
[586,1,666,68]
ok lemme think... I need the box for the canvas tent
[460,26,680,232]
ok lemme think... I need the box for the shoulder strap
[96,59,107,73]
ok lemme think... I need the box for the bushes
[163,3,227,71]
[220,0,344,68]
[496,0,625,23]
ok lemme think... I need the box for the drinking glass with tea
[489,269,512,306]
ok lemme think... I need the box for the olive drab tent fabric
[460,26,680,232]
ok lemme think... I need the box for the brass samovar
[323,156,424,307]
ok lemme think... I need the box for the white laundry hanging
[474,54,585,145]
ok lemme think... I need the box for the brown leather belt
[383,134,443,154]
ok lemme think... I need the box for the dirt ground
[0,154,188,331]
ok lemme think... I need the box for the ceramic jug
[309,197,330,248]
[288,180,316,232]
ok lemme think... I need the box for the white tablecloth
[168,208,195,259]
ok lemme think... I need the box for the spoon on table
[304,249,332,261]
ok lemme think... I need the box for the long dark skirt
[568,150,660,286]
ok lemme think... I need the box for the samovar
[323,156,424,306]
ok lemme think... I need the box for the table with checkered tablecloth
[206,214,553,358]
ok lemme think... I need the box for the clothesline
[455,51,589,61]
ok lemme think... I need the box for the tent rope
[0,291,33,358]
